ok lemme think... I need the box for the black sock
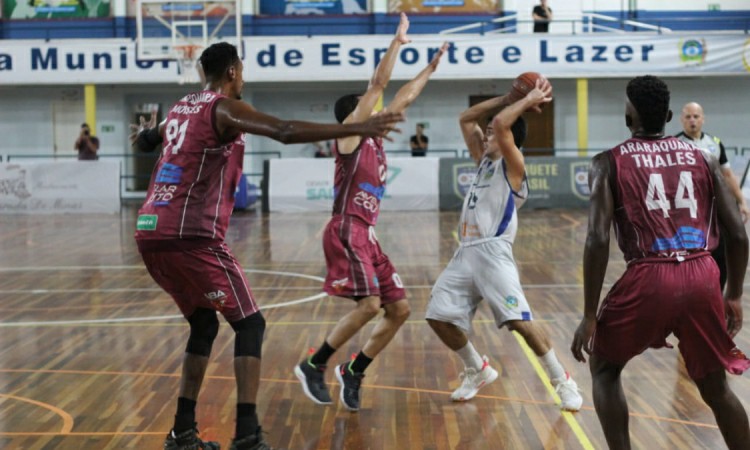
[173,397,197,433]
[310,340,336,367]
[236,403,258,439]
[349,351,373,374]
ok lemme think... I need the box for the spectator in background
[410,123,429,157]
[75,123,99,160]
[532,0,553,33]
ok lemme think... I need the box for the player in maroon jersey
[294,14,448,412]
[571,76,750,450]
[131,42,403,450]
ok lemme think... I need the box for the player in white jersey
[425,79,583,411]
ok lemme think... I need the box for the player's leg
[476,240,581,410]
[676,255,750,450]
[694,369,750,449]
[590,354,630,450]
[141,251,221,450]
[335,252,409,411]
[507,320,582,411]
[427,247,496,401]
[229,312,273,450]
[187,244,272,450]
[296,295,380,406]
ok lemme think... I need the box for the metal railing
[440,12,673,35]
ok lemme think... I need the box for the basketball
[509,72,549,102]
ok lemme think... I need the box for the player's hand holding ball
[507,72,553,113]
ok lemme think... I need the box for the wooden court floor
[1,206,749,449]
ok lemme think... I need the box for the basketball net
[175,44,203,85]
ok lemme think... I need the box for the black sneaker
[164,424,221,450]
[230,427,273,450]
[334,363,364,412]
[294,358,332,405]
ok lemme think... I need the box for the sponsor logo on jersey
[359,182,385,200]
[505,295,518,308]
[679,38,706,66]
[652,226,706,253]
[136,214,158,230]
[354,190,379,213]
[570,162,591,200]
[204,290,226,310]
[372,276,379,288]
[156,163,183,184]
[453,162,477,200]
[332,277,349,292]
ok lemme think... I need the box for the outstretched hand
[362,111,404,142]
[396,12,411,44]
[129,111,157,144]
[524,78,553,114]
[429,42,450,71]
[571,317,596,363]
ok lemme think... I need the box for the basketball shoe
[552,372,583,411]
[451,356,498,402]
[294,355,332,405]
[229,427,274,450]
[335,363,365,411]
[163,424,220,450]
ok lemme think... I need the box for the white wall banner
[0,161,121,214]
[268,157,439,213]
[0,34,748,84]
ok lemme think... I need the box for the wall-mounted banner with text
[3,0,110,19]
[388,0,499,13]
[259,0,367,15]
[0,34,748,84]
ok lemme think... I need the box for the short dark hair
[81,123,89,128]
[334,94,362,124]
[199,42,240,81]
[626,75,670,134]
[511,117,527,148]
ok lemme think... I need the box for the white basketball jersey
[459,156,528,245]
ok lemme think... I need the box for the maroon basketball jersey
[609,136,718,261]
[331,137,387,226]
[135,90,244,248]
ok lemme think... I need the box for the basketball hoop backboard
[136,0,242,65]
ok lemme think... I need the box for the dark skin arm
[571,152,613,363]
[708,153,749,337]
[215,100,402,144]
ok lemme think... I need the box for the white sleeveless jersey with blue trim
[459,156,528,245]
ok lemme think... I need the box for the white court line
[0,268,326,327]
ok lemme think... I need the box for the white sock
[456,341,484,371]
[540,349,566,381]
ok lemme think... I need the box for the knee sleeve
[185,308,220,357]
[230,312,266,358]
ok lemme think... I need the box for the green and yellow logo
[136,214,158,231]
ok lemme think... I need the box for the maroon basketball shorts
[593,254,750,380]
[322,215,406,305]
[141,243,259,323]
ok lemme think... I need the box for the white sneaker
[552,372,583,411]
[451,356,499,402]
